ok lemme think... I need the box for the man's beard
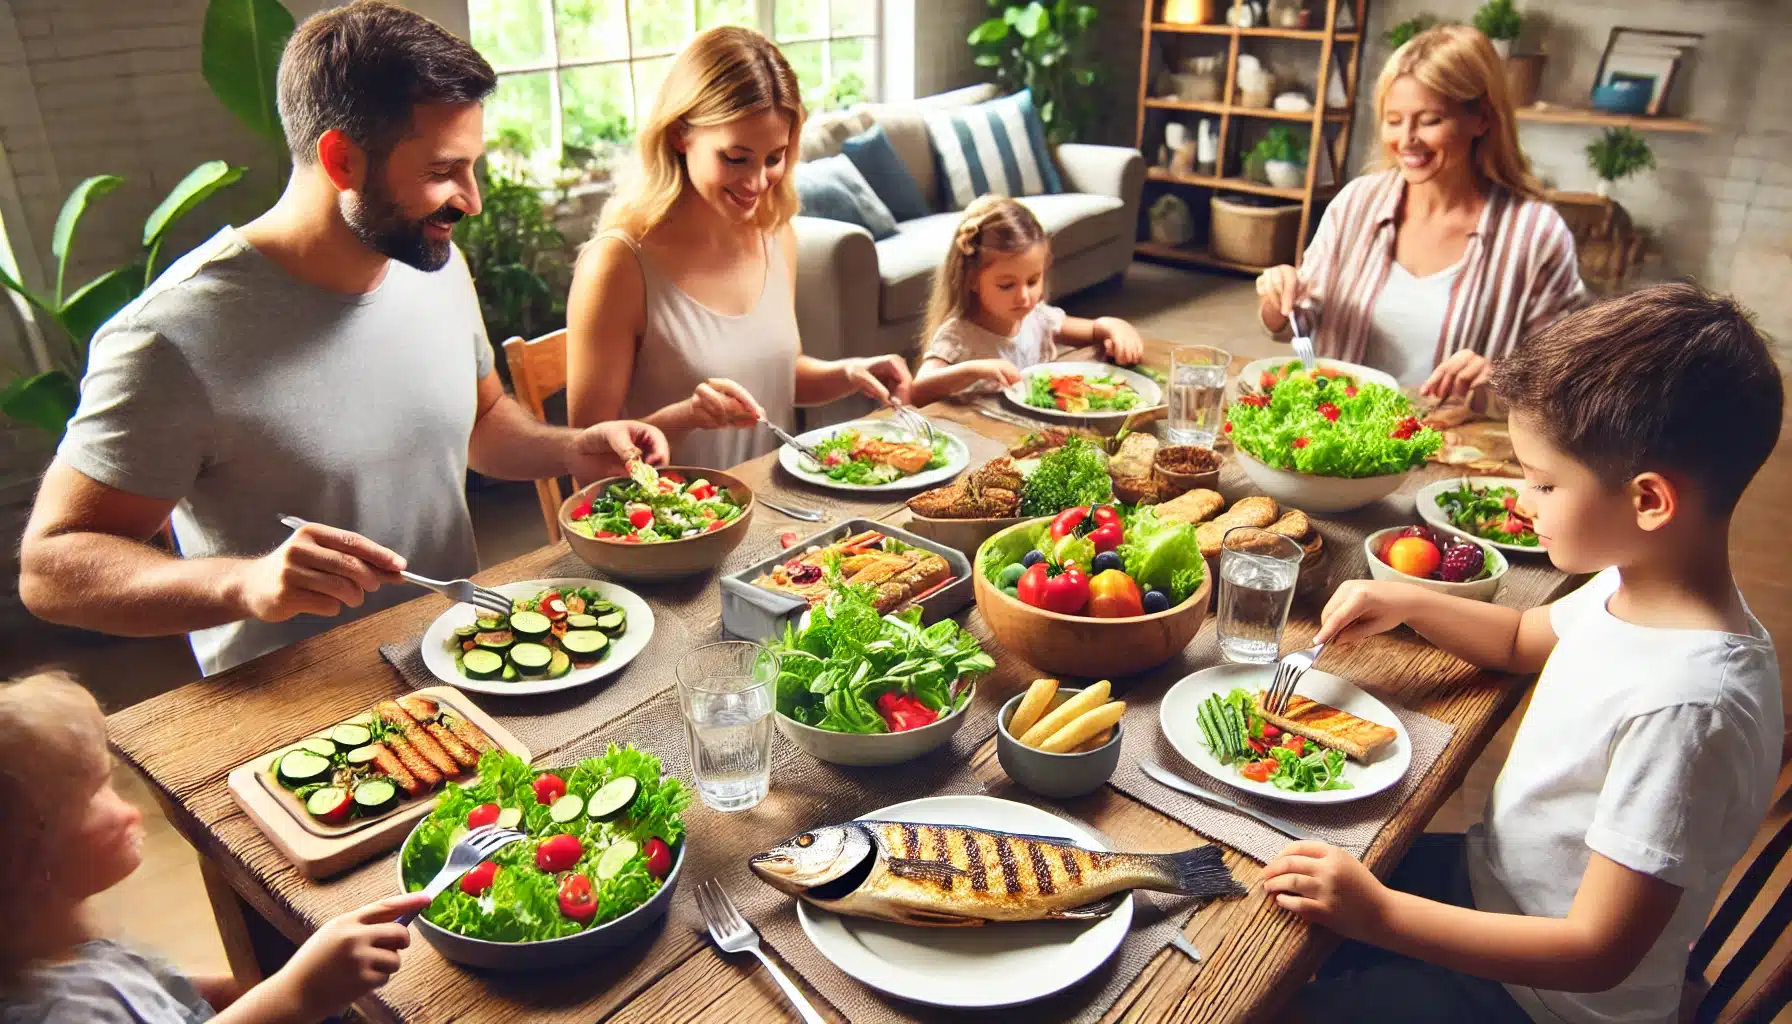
[342,169,464,271]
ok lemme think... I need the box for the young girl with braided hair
[909,195,1145,406]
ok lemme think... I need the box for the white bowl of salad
[1228,369,1442,514]
[396,746,688,969]
[560,463,754,581]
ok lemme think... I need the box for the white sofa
[793,83,1146,427]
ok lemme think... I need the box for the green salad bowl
[775,682,976,766]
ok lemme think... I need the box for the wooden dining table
[108,338,1573,1023]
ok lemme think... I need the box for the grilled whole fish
[749,820,1244,927]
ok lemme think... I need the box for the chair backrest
[502,328,568,424]
[1687,766,1792,1023]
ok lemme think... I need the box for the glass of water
[1216,526,1304,664]
[1168,344,1232,447]
[676,641,779,812]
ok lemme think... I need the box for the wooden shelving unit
[1514,104,1711,133]
[1134,0,1371,274]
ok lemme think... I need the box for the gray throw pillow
[794,154,899,239]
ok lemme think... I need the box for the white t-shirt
[922,302,1067,392]
[1364,259,1461,387]
[1466,568,1782,1024]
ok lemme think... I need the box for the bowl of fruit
[973,508,1211,678]
[1364,525,1507,601]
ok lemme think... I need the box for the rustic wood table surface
[108,340,1572,1023]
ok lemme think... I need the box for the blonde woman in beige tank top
[567,27,912,469]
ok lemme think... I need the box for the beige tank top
[595,228,800,469]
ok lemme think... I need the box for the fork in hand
[1265,641,1325,715]
[396,824,526,926]
[697,880,825,1024]
[278,514,512,619]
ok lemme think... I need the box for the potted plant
[1585,127,1655,198]
[1473,0,1522,57]
[1385,14,1435,49]
[1249,127,1309,189]
[968,2,1103,144]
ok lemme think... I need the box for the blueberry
[1091,551,1123,575]
[1021,549,1046,567]
[1142,589,1171,613]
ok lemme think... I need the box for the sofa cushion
[799,107,874,162]
[925,89,1064,211]
[840,124,929,222]
[859,83,999,213]
[1016,193,1128,260]
[795,155,898,240]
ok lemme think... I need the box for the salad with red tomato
[400,746,687,942]
[1227,365,1440,479]
[566,461,744,543]
[979,506,1206,618]
[1197,689,1349,792]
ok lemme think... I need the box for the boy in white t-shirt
[1268,283,1784,1024]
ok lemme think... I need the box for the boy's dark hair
[277,0,496,165]
[1493,282,1783,514]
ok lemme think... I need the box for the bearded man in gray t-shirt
[19,2,666,675]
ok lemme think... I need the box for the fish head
[748,823,874,897]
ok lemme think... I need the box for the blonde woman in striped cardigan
[1257,26,1586,400]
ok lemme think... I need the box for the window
[469,0,879,185]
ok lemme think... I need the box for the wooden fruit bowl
[972,518,1211,679]
[558,467,755,581]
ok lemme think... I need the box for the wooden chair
[501,328,569,544]
[1683,765,1792,1023]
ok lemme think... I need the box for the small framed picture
[1594,27,1702,116]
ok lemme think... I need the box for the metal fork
[889,401,938,447]
[696,880,825,1024]
[1265,641,1325,715]
[396,824,526,925]
[1290,309,1319,370]
[278,515,512,619]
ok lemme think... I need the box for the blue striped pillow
[924,88,1062,211]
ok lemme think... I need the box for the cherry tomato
[535,833,583,873]
[557,873,598,923]
[1090,505,1122,529]
[1241,760,1272,783]
[623,533,642,543]
[1281,734,1306,755]
[690,483,717,501]
[627,506,654,529]
[644,838,673,879]
[532,773,567,806]
[570,499,592,520]
[1087,520,1124,553]
[595,530,620,539]
[460,861,498,897]
[543,596,568,621]
[706,520,728,532]
[1086,569,1144,618]
[1260,723,1283,740]
[466,803,500,829]
[779,532,799,549]
[660,472,684,483]
[1247,736,1271,756]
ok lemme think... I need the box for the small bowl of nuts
[1152,445,1222,497]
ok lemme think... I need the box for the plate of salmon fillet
[778,419,969,491]
[1160,663,1411,804]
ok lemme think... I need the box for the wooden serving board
[227,685,528,879]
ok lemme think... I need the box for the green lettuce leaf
[1230,373,1441,478]
[1116,508,1206,603]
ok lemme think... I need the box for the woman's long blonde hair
[0,672,109,996]
[598,26,805,240]
[920,195,1049,354]
[1373,25,1542,199]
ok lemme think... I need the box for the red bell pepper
[875,691,940,732]
[1049,506,1089,541]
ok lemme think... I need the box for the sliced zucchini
[453,623,480,639]
[510,610,552,640]
[462,648,505,680]
[565,613,598,630]
[548,793,584,824]
[587,776,639,820]
[298,736,337,758]
[345,745,381,768]
[501,663,518,682]
[596,838,639,880]
[508,642,554,677]
[353,778,399,814]
[594,610,625,634]
[474,612,509,632]
[560,630,608,662]
[276,750,332,789]
[305,787,350,821]
[496,807,524,830]
[546,648,572,679]
[330,723,372,749]
[474,629,515,652]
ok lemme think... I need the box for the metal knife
[760,419,824,463]
[1168,931,1203,963]
[1139,760,1320,843]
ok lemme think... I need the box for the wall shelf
[1144,98,1351,122]
[1135,240,1272,274]
[1146,167,1335,201]
[1514,105,1711,134]
[1151,22,1360,41]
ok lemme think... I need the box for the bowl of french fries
[996,679,1125,799]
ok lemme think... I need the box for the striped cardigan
[1291,170,1587,367]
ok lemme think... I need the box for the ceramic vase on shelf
[1491,38,1513,58]
[1265,160,1306,189]
[1596,178,1614,199]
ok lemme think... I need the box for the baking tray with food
[719,520,973,641]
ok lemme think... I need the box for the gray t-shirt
[1,939,214,1023]
[59,227,494,675]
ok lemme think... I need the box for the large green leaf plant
[968,1,1103,145]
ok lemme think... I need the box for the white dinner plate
[1159,663,1411,805]
[795,794,1132,1009]
[1415,476,1546,556]
[1236,356,1400,394]
[778,418,970,492]
[418,577,655,696]
[1001,360,1163,424]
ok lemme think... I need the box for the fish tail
[1155,845,1246,901]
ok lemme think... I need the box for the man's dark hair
[1493,282,1783,515]
[277,0,496,164]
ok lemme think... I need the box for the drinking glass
[1168,344,1231,446]
[1216,526,1304,664]
[676,641,779,812]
